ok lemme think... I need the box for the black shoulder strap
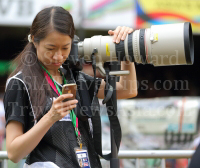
[71,67,121,161]
[91,82,121,160]
[90,54,122,160]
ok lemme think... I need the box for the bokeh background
[0,0,200,168]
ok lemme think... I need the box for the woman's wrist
[43,112,55,126]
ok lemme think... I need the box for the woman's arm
[6,94,78,163]
[6,115,54,163]
[97,26,137,99]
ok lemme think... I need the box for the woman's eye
[46,48,54,51]
[63,48,68,50]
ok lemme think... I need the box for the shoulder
[4,72,36,128]
[4,71,31,109]
[4,71,30,104]
[5,72,25,91]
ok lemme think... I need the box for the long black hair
[8,6,75,120]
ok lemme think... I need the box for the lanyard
[40,65,82,147]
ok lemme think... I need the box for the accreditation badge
[74,147,91,168]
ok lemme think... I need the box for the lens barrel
[78,22,194,66]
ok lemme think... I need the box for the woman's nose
[53,50,63,60]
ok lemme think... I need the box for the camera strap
[90,54,122,160]
[66,52,121,160]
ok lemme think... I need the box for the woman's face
[34,31,72,73]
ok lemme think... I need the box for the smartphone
[62,83,77,101]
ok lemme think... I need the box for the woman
[4,6,137,168]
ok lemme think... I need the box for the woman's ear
[32,36,37,48]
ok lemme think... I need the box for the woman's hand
[97,26,137,99]
[47,94,78,123]
[108,26,134,43]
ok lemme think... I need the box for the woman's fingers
[128,28,134,34]
[53,99,78,110]
[59,104,77,114]
[116,26,126,43]
[109,26,134,43]
[121,27,133,40]
[48,95,78,122]
[61,110,71,117]
[112,26,121,43]
[108,30,114,35]
[54,94,73,103]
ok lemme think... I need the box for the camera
[65,22,194,76]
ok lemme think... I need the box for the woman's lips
[52,62,61,66]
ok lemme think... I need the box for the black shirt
[4,69,102,168]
